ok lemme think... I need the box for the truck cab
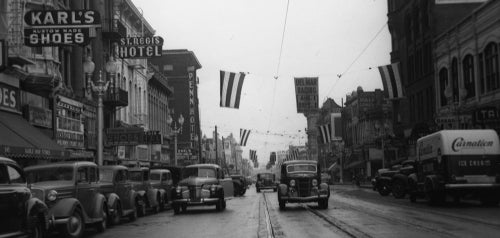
[408,130,500,205]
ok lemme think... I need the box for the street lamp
[83,56,95,99]
[167,114,184,166]
[375,121,390,168]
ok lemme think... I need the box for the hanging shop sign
[473,107,500,123]
[56,96,84,149]
[0,82,20,113]
[117,36,163,58]
[106,128,162,146]
[23,10,100,46]
[23,105,52,128]
[0,40,7,72]
[294,77,319,113]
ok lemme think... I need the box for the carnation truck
[408,130,500,205]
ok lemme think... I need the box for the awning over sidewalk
[0,111,68,159]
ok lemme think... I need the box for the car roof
[282,160,317,165]
[25,161,97,170]
[99,165,128,171]
[185,163,220,169]
[151,169,171,173]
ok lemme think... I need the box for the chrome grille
[30,188,44,201]
[189,186,200,201]
[297,179,311,197]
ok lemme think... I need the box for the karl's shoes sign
[24,10,100,46]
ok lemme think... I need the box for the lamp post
[167,114,184,166]
[375,121,390,168]
[83,56,95,99]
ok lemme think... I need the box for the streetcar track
[262,192,276,238]
[329,198,457,237]
[336,190,500,228]
[302,204,373,238]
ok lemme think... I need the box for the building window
[482,43,499,93]
[451,58,459,103]
[462,54,475,99]
[439,68,448,107]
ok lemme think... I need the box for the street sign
[294,77,319,113]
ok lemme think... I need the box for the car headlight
[176,186,182,193]
[47,190,57,202]
[211,185,217,191]
[290,180,296,187]
[312,179,318,186]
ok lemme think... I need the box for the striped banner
[240,128,251,146]
[220,70,246,108]
[378,63,404,99]
[250,149,257,162]
[318,124,332,144]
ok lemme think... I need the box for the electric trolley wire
[275,0,290,79]
[326,23,387,97]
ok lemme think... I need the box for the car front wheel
[173,204,180,214]
[60,209,84,238]
[29,215,44,238]
[318,199,328,209]
[95,204,107,232]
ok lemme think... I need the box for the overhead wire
[275,0,291,79]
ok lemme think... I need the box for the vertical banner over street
[294,77,319,113]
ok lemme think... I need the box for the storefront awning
[0,111,68,159]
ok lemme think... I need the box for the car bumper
[281,194,329,203]
[172,198,220,205]
[445,183,500,189]
[257,185,276,189]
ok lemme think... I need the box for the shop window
[482,43,499,93]
[451,58,459,103]
[439,68,448,106]
[462,55,475,99]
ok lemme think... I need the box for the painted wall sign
[0,82,20,113]
[23,105,52,128]
[117,36,163,58]
[23,10,100,47]
[294,77,318,113]
[188,71,196,148]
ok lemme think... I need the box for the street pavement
[86,184,500,238]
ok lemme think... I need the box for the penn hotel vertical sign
[188,70,196,149]
[23,10,100,46]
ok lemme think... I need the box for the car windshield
[259,174,274,179]
[99,169,114,182]
[26,167,74,183]
[183,167,216,178]
[150,173,161,181]
[129,171,143,182]
[286,164,317,173]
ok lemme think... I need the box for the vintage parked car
[373,168,399,196]
[128,167,162,215]
[390,160,416,199]
[150,169,174,210]
[231,174,248,196]
[0,157,49,238]
[277,160,330,209]
[98,165,140,224]
[24,161,108,238]
[256,172,277,192]
[172,164,234,214]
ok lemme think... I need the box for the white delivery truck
[408,130,500,205]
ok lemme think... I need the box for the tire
[159,195,165,211]
[181,204,187,212]
[273,188,277,192]
[173,204,180,214]
[29,216,44,238]
[128,205,137,221]
[318,199,328,209]
[95,204,107,233]
[409,192,417,203]
[60,209,84,238]
[239,189,246,196]
[222,200,227,210]
[392,180,406,199]
[425,181,445,206]
[279,199,286,210]
[137,198,146,217]
[378,184,390,196]
[215,198,224,211]
[110,202,121,226]
[256,188,260,193]
[480,196,500,206]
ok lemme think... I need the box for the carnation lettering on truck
[407,130,500,206]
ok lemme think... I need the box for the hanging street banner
[294,77,319,113]
[117,36,164,58]
[23,10,100,46]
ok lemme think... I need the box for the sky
[133,0,391,167]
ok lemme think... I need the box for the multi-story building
[386,0,485,158]
[147,63,173,165]
[342,87,394,178]
[151,49,202,165]
[317,98,343,170]
[434,0,500,133]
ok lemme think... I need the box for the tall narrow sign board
[294,77,319,113]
